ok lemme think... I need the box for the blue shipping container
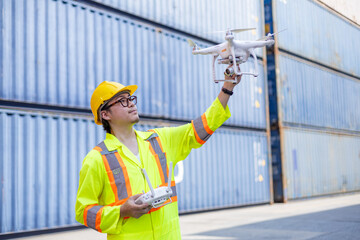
[274,0,360,77]
[282,127,360,200]
[0,108,271,234]
[88,0,265,52]
[0,0,268,129]
[278,53,360,131]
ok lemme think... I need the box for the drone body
[188,29,277,83]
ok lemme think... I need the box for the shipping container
[84,0,265,50]
[0,110,104,234]
[274,0,360,77]
[281,127,360,200]
[277,53,360,131]
[0,108,271,234]
[176,127,271,212]
[0,0,268,129]
[0,0,273,236]
[265,0,360,202]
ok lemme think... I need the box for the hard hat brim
[115,85,138,97]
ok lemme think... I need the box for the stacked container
[265,0,360,202]
[0,0,271,235]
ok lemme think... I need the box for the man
[75,69,240,239]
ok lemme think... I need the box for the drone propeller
[257,28,287,41]
[231,28,256,33]
[187,39,201,51]
[187,39,196,47]
[208,28,256,34]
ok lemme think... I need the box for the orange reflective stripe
[94,145,120,201]
[148,130,164,150]
[83,204,97,226]
[149,144,165,184]
[101,154,119,202]
[192,113,213,145]
[191,120,206,144]
[95,207,104,232]
[154,135,169,179]
[94,142,131,202]
[168,195,177,203]
[93,146,102,152]
[84,205,103,232]
[201,114,214,135]
[114,152,132,197]
[147,130,170,185]
[108,197,129,206]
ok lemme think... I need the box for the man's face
[101,92,139,126]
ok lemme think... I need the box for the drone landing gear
[212,53,259,83]
[214,78,239,84]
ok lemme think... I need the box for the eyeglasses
[103,96,137,109]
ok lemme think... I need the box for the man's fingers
[131,194,142,200]
[132,200,149,209]
[142,207,151,214]
[139,203,150,209]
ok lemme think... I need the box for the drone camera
[225,68,234,75]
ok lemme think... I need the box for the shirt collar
[103,130,154,151]
[103,133,122,151]
[134,129,154,141]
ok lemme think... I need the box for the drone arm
[194,45,221,55]
[212,55,218,82]
[230,45,239,75]
[249,49,259,77]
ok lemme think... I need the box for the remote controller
[135,162,173,208]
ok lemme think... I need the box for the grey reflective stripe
[87,205,102,230]
[97,142,128,200]
[145,132,158,140]
[146,132,168,183]
[171,185,177,197]
[192,116,212,142]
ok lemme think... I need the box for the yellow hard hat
[90,81,138,125]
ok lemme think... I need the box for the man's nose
[128,99,135,108]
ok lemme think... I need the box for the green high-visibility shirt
[75,97,231,239]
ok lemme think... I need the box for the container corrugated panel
[274,0,360,77]
[0,110,105,233]
[88,0,265,50]
[282,127,360,200]
[0,0,267,129]
[278,54,360,131]
[177,128,270,212]
[0,108,270,233]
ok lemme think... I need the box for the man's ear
[100,110,111,121]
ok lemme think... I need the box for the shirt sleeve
[75,150,123,234]
[155,97,231,164]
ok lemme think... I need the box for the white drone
[187,28,282,83]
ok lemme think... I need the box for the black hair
[100,106,112,134]
[101,117,112,134]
